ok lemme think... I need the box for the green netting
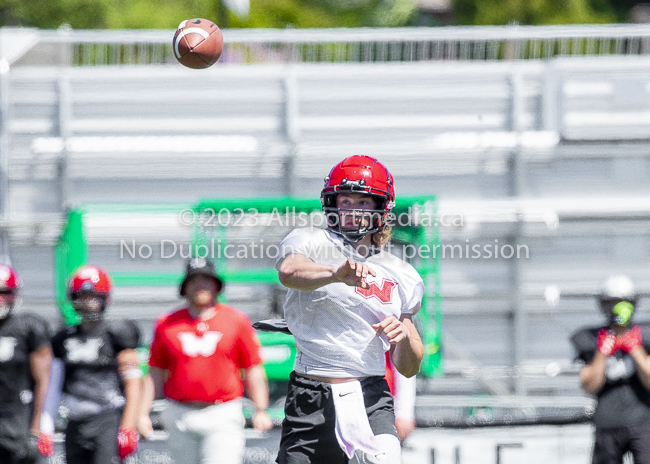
[54,209,87,326]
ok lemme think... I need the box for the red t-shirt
[149,304,262,403]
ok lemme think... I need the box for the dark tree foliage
[452,0,641,26]
[0,0,416,29]
[0,0,640,29]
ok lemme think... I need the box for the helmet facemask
[67,265,112,323]
[0,291,16,320]
[600,298,636,327]
[597,275,638,327]
[323,191,388,243]
[70,291,108,323]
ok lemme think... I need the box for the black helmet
[179,258,223,297]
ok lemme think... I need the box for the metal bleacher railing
[9,24,650,66]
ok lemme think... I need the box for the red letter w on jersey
[355,278,397,304]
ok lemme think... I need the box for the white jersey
[276,228,424,378]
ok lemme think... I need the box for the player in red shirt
[141,258,272,464]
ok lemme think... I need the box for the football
[172,18,223,69]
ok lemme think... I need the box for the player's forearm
[117,348,144,427]
[29,346,53,434]
[391,335,424,378]
[629,348,650,390]
[40,358,64,436]
[121,376,143,428]
[244,365,270,411]
[31,378,49,433]
[244,365,274,433]
[148,367,167,400]
[279,259,337,291]
[579,355,607,395]
[139,374,156,416]
[389,318,424,378]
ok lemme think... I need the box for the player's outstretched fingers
[347,259,363,285]
[337,259,360,286]
[384,321,402,342]
[354,263,364,279]
[356,263,377,288]
[356,261,364,279]
[373,316,397,337]
[335,259,376,288]
[386,325,408,344]
[373,317,409,344]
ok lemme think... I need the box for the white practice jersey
[277,228,424,378]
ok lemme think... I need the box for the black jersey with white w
[0,313,50,406]
[51,320,140,406]
[571,323,650,429]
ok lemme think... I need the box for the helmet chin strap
[338,229,366,244]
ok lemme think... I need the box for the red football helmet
[68,265,113,295]
[0,264,20,293]
[321,155,395,242]
[68,265,112,321]
[0,265,20,319]
[68,265,112,297]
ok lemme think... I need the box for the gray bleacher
[2,28,650,416]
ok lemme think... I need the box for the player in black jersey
[571,275,650,464]
[42,265,142,463]
[0,264,53,464]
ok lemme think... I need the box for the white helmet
[598,275,638,302]
[598,275,638,326]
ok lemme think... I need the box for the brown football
[172,18,223,69]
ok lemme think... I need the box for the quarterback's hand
[335,258,376,289]
[597,328,618,356]
[37,433,54,457]
[618,325,643,354]
[373,316,410,345]
[252,410,273,433]
[117,426,139,461]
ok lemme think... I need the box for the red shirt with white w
[149,304,262,403]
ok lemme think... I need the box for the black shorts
[0,403,38,464]
[65,408,121,464]
[276,372,397,464]
[0,446,38,464]
[593,425,650,464]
